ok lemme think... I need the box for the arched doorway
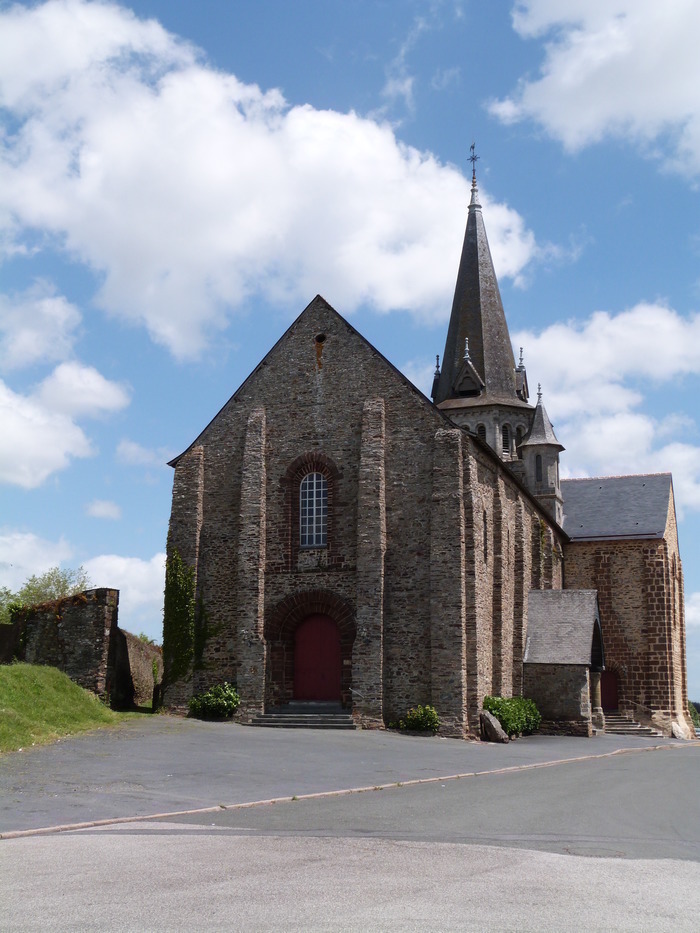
[601,669,619,711]
[293,614,342,702]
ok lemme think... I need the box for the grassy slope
[0,664,130,753]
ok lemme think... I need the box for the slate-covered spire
[519,385,564,452]
[434,155,518,405]
[519,386,564,525]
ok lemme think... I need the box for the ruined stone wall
[19,589,120,701]
[124,631,163,707]
[564,532,691,736]
[523,663,592,736]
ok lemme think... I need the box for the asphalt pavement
[2,717,700,931]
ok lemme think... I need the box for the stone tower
[432,158,564,522]
[432,164,533,462]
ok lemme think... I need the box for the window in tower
[502,424,511,457]
[516,427,524,459]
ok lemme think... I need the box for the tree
[0,567,92,624]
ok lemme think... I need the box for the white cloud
[116,439,172,468]
[0,0,540,360]
[0,378,94,488]
[83,552,165,641]
[86,499,122,520]
[687,592,700,629]
[0,358,129,488]
[0,530,73,591]
[431,67,460,91]
[491,1,700,178]
[34,362,130,417]
[0,282,81,371]
[513,301,700,515]
[516,304,700,420]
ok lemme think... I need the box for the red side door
[601,670,619,711]
[293,614,341,701]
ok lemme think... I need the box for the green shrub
[483,696,541,737]
[188,682,240,720]
[397,704,440,734]
[688,701,700,730]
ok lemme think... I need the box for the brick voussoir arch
[265,588,356,642]
[264,589,356,708]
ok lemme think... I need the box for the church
[162,164,692,740]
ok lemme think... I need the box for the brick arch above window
[279,452,342,569]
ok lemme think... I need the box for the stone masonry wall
[163,445,203,708]
[523,662,592,736]
[564,526,692,736]
[20,589,120,700]
[164,297,568,735]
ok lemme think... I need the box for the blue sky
[2,1,700,696]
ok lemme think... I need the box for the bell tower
[433,146,533,461]
[433,148,564,526]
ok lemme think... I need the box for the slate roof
[525,590,601,666]
[435,178,520,405]
[561,473,672,541]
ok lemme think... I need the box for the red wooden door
[294,615,341,701]
[601,670,619,711]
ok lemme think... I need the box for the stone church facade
[163,169,692,739]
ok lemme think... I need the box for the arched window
[516,427,524,459]
[502,424,511,457]
[300,472,328,547]
[535,454,543,484]
[476,423,486,443]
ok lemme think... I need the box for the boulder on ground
[480,710,509,743]
[672,720,691,740]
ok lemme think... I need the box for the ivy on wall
[162,544,195,683]
[193,593,208,670]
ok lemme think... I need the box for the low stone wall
[538,719,593,737]
[524,662,592,735]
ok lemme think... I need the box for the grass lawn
[0,663,141,753]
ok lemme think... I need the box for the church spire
[434,148,519,405]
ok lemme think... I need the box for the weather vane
[469,142,479,184]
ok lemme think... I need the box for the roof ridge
[561,472,671,482]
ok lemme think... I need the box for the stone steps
[246,702,356,730]
[603,712,662,737]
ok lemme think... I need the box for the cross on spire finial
[537,383,542,402]
[469,142,479,187]
[519,347,524,367]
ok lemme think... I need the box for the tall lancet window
[502,424,511,457]
[300,472,328,547]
